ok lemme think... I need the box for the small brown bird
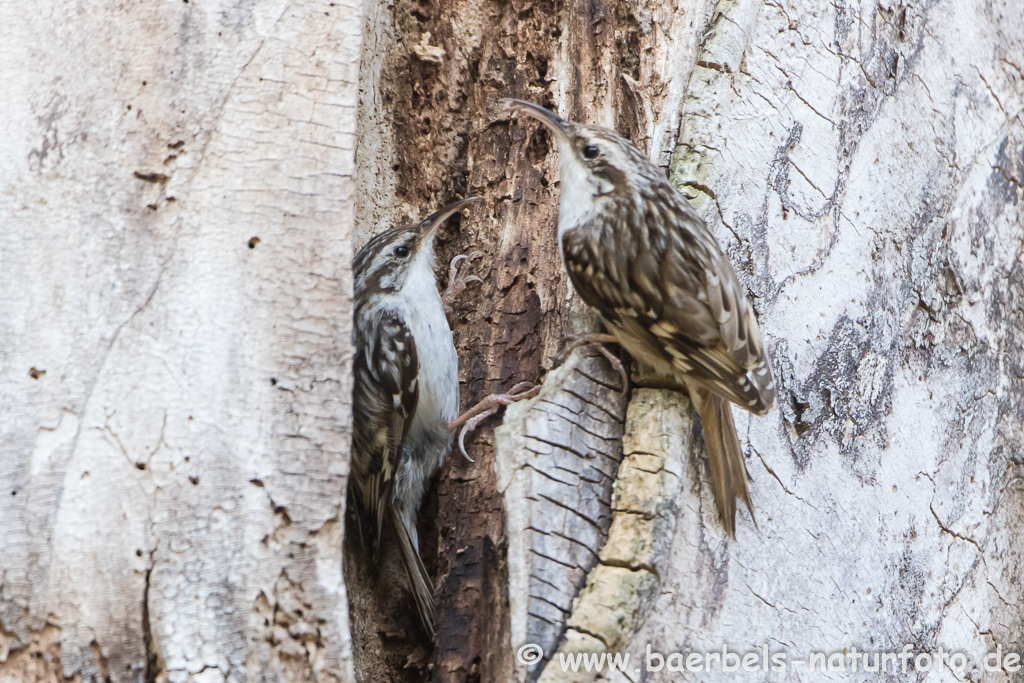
[351,198,480,638]
[501,99,776,536]
[352,197,538,638]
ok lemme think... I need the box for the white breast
[396,247,460,435]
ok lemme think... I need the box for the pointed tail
[389,504,437,640]
[688,383,754,537]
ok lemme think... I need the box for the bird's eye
[582,144,600,160]
[394,245,410,258]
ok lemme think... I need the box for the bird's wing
[562,197,775,415]
[352,309,419,537]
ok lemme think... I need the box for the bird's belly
[400,295,460,443]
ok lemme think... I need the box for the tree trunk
[0,2,362,681]
[353,0,1024,681]
[3,0,1023,681]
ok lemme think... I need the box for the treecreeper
[501,99,777,537]
[351,197,538,639]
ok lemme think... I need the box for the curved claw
[456,407,498,463]
[458,423,475,463]
[449,382,541,461]
[506,381,537,397]
[460,421,479,464]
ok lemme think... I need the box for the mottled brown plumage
[352,198,478,638]
[502,99,776,536]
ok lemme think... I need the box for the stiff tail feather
[688,383,754,537]
[389,504,437,640]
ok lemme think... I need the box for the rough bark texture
[493,347,628,675]
[532,389,692,683]
[0,2,362,682]
[349,0,654,674]
[355,0,1023,680]
[5,0,1023,680]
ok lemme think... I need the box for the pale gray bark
[3,0,1022,681]
[494,348,628,668]
[0,2,362,681]
[504,0,1024,682]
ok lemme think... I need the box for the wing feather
[352,308,419,541]
[562,195,775,415]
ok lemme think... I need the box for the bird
[351,196,540,639]
[500,99,776,537]
[351,197,480,639]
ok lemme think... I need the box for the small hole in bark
[248,236,261,249]
[142,80,147,86]
[11,490,16,496]
[127,104,132,110]
[189,476,200,485]
[136,549,143,557]
[168,140,185,149]
[136,463,146,470]
[270,378,277,385]
[29,367,45,379]
[250,478,265,487]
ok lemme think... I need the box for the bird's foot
[448,382,540,462]
[555,333,629,394]
[442,251,484,322]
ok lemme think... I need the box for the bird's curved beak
[499,99,571,141]
[420,196,479,242]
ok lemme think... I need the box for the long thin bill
[421,196,480,239]
[498,99,571,140]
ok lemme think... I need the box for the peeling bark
[534,389,693,683]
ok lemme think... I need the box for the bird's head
[500,99,653,218]
[354,197,478,297]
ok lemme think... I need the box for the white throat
[556,148,614,246]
